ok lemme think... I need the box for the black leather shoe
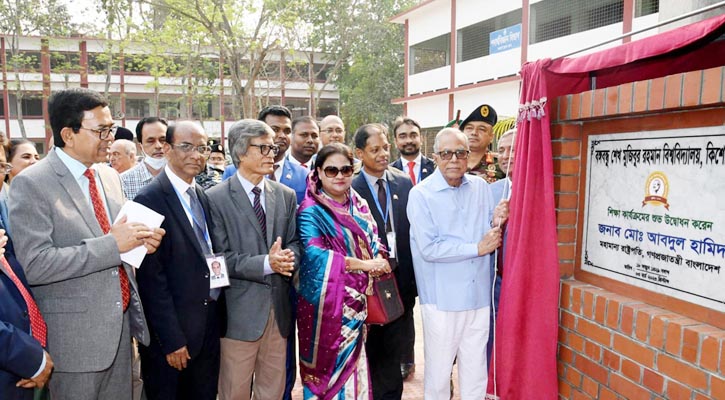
[401,363,415,380]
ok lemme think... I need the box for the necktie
[186,188,219,300]
[83,169,130,311]
[376,179,391,232]
[268,164,279,181]
[407,161,417,185]
[252,187,267,242]
[2,257,47,347]
[186,187,211,255]
[301,163,307,169]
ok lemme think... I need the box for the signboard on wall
[581,126,725,311]
[489,24,522,55]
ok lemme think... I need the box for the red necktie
[2,257,47,347]
[407,161,417,185]
[301,163,307,169]
[84,169,130,311]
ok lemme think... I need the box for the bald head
[109,139,137,173]
[319,115,345,145]
[433,128,469,153]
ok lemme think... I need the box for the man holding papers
[134,121,224,400]
[9,88,164,400]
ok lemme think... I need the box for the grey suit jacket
[206,175,301,341]
[8,150,149,373]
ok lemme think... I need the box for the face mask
[143,153,167,170]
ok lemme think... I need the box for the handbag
[366,272,404,325]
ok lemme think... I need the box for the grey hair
[114,139,137,156]
[229,119,274,167]
[498,128,516,145]
[433,128,469,153]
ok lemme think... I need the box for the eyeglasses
[79,125,118,140]
[0,162,12,173]
[323,128,344,135]
[170,143,212,154]
[249,144,280,157]
[436,149,470,160]
[323,165,354,178]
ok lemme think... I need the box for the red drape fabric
[486,59,560,400]
[486,13,725,400]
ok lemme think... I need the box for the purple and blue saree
[296,179,380,400]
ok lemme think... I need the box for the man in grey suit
[8,88,165,400]
[207,119,301,400]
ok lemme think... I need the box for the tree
[0,0,80,138]
[334,0,413,130]
[144,0,301,119]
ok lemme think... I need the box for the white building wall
[409,66,451,95]
[405,94,451,128]
[455,0,520,29]
[407,0,451,45]
[454,80,521,120]
[456,48,521,86]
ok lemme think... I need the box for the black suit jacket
[134,171,220,358]
[352,169,416,302]
[0,254,44,400]
[391,155,436,184]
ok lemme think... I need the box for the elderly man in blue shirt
[407,127,508,400]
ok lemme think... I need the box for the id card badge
[386,231,397,260]
[206,253,230,289]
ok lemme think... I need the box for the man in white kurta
[407,128,508,400]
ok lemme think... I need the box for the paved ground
[291,301,463,399]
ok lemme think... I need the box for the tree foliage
[334,0,414,130]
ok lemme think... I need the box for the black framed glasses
[249,144,280,157]
[170,143,212,154]
[436,149,470,160]
[323,165,354,178]
[0,162,12,173]
[79,125,118,140]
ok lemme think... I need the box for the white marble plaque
[582,126,725,311]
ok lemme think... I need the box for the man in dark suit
[390,116,433,378]
[134,121,221,400]
[9,88,163,400]
[391,117,435,185]
[352,124,416,400]
[207,119,301,400]
[0,229,54,400]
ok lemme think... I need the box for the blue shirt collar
[55,147,93,181]
[361,167,386,188]
[428,168,470,191]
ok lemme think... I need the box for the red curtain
[487,13,725,400]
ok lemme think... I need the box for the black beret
[460,104,498,130]
[115,126,134,141]
[208,139,224,154]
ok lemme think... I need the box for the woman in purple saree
[296,144,391,400]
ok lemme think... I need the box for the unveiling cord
[489,127,516,400]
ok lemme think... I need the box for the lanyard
[172,185,212,248]
[364,174,392,229]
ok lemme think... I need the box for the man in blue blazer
[0,230,54,400]
[222,106,307,205]
[134,121,222,400]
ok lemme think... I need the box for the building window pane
[635,0,659,17]
[159,101,180,120]
[126,99,150,119]
[410,33,450,75]
[457,9,522,62]
[531,0,625,44]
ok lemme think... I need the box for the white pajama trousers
[420,304,490,400]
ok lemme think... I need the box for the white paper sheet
[113,201,165,268]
